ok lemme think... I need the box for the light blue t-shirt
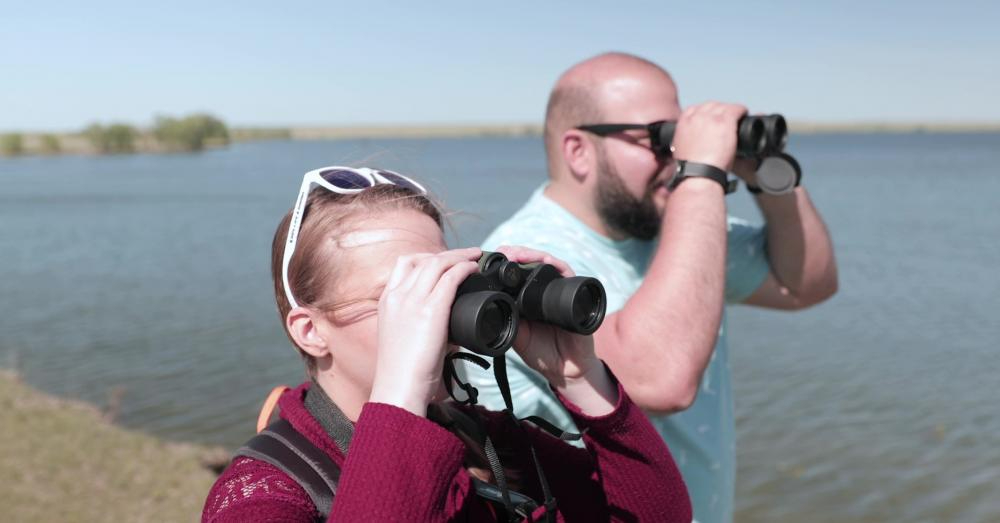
[468,184,769,523]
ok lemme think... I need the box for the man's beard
[594,150,663,241]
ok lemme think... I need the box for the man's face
[594,142,662,240]
[590,72,681,239]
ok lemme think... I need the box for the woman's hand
[494,246,618,416]
[369,247,482,417]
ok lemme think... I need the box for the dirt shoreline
[0,370,226,522]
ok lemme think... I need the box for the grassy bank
[0,370,226,522]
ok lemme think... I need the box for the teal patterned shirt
[467,184,769,523]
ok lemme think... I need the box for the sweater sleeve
[515,381,692,522]
[327,402,469,522]
[565,382,691,522]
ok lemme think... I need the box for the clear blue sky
[2,0,998,131]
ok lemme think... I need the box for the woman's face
[316,208,448,396]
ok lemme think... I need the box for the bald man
[468,52,838,523]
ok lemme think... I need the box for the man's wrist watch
[746,152,802,195]
[669,160,738,194]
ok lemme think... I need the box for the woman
[202,166,691,522]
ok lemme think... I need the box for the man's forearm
[756,187,838,305]
[595,178,727,413]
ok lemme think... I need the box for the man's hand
[670,101,748,172]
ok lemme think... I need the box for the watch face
[756,153,801,195]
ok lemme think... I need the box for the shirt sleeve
[725,216,771,303]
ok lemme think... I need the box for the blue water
[2,133,998,521]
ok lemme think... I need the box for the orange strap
[257,385,290,433]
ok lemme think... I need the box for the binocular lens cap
[757,153,801,195]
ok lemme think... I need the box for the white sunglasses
[281,166,428,308]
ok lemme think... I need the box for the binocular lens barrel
[736,117,766,157]
[539,277,606,335]
[656,113,787,159]
[449,291,518,357]
[450,252,608,356]
[762,114,787,153]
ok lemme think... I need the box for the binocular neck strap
[443,351,596,522]
[443,351,489,405]
[491,355,557,521]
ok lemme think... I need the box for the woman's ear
[562,129,594,183]
[286,307,331,359]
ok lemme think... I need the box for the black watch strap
[670,161,737,194]
[746,183,764,194]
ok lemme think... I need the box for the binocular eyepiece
[449,252,607,357]
[656,114,787,158]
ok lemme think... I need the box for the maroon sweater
[203,382,691,522]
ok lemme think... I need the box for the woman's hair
[270,184,442,372]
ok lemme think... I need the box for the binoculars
[449,252,607,357]
[656,114,787,158]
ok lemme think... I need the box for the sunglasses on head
[281,166,428,308]
[576,120,674,159]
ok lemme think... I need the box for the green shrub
[83,123,137,154]
[1,133,24,156]
[153,113,229,152]
[40,134,60,154]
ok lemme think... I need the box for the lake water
[2,133,998,522]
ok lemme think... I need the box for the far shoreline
[282,121,1000,139]
[3,121,999,158]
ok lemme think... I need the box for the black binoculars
[449,252,607,357]
[656,114,787,158]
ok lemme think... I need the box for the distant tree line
[83,123,140,154]
[0,113,234,158]
[0,133,61,157]
[83,113,230,154]
[1,133,24,156]
[152,113,230,152]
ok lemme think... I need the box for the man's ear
[286,307,331,359]
[562,129,595,183]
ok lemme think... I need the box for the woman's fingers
[494,245,576,277]
[386,247,479,293]
[385,253,431,292]
[431,260,481,302]
[404,248,481,296]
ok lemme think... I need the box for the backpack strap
[236,384,544,521]
[233,418,341,519]
[256,385,290,433]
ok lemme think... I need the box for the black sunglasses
[576,120,675,158]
